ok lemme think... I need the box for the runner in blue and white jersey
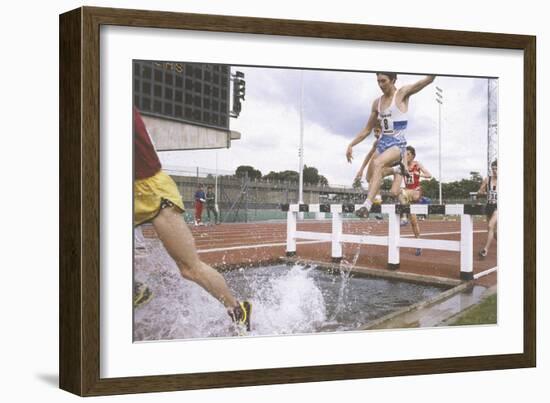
[346,72,435,218]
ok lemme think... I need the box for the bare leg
[355,148,401,219]
[410,213,422,256]
[483,210,498,252]
[410,214,420,238]
[152,206,238,308]
[368,163,399,196]
[389,173,403,198]
[366,151,380,182]
[366,147,401,204]
[412,190,422,203]
[366,160,395,196]
[389,174,407,223]
[398,189,409,204]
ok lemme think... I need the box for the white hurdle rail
[283,203,487,281]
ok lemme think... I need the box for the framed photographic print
[59,6,536,396]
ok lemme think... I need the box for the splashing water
[133,241,328,341]
[225,265,327,336]
[134,243,231,341]
[332,217,374,320]
[133,236,445,342]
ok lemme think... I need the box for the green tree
[421,178,440,200]
[303,165,329,186]
[421,175,483,202]
[263,171,280,181]
[303,165,319,185]
[235,165,262,180]
[262,165,329,185]
[263,170,299,182]
[263,166,330,184]
[278,170,300,182]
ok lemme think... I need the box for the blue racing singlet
[376,92,408,156]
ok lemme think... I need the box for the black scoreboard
[133,60,231,130]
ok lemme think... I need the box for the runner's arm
[402,75,436,99]
[417,162,432,179]
[346,100,379,162]
[477,177,488,195]
[355,140,379,180]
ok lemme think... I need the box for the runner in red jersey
[134,106,161,180]
[401,145,431,203]
[405,161,422,192]
[399,146,432,256]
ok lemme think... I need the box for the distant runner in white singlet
[478,159,498,258]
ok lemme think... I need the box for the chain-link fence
[162,167,484,224]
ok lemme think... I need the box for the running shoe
[415,248,422,256]
[355,206,369,218]
[133,281,153,308]
[478,248,488,258]
[356,199,373,218]
[229,301,252,332]
[400,219,409,227]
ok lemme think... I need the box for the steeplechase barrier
[282,203,487,281]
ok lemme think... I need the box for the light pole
[215,151,219,215]
[298,70,304,205]
[436,86,443,205]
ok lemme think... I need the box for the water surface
[134,246,445,341]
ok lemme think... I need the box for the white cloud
[161,67,495,186]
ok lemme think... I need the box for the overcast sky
[160,66,494,186]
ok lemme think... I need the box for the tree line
[231,165,484,200]
[233,165,329,186]
[379,171,484,200]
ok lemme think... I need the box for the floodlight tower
[298,70,304,205]
[487,79,499,175]
[436,86,443,205]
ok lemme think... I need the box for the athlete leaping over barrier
[346,72,436,218]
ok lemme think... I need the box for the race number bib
[379,113,394,135]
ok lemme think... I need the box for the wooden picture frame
[59,6,536,396]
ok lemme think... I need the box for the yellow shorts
[134,170,185,226]
[400,188,420,204]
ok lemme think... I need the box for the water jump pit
[134,217,497,342]
[134,260,450,341]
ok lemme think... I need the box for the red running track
[141,218,497,287]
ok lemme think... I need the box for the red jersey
[405,161,421,190]
[134,107,161,180]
